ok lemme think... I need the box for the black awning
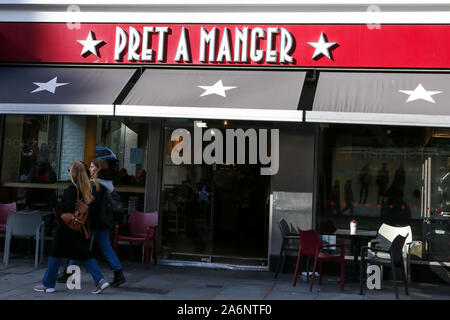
[306,72,450,127]
[117,69,305,122]
[0,67,136,115]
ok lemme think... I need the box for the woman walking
[33,161,110,294]
[66,159,126,287]
[87,158,126,287]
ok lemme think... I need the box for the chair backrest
[278,219,291,237]
[6,211,42,237]
[0,202,17,226]
[377,223,412,255]
[128,211,158,237]
[389,234,408,265]
[297,228,322,257]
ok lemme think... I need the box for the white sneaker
[91,279,109,294]
[33,285,55,293]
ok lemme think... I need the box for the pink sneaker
[91,279,109,294]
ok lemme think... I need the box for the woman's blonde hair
[90,158,107,192]
[69,161,94,204]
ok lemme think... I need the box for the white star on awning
[308,32,336,60]
[31,76,69,94]
[398,84,442,103]
[198,80,236,97]
[77,31,104,57]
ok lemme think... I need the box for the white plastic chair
[3,211,45,268]
[368,223,413,281]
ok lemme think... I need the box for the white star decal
[198,80,236,97]
[398,84,442,103]
[308,32,336,60]
[31,77,69,94]
[77,31,104,57]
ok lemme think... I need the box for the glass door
[159,119,271,265]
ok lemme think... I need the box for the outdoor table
[333,229,378,280]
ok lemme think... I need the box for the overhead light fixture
[195,121,207,128]
[224,120,229,126]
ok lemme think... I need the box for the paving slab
[0,258,448,300]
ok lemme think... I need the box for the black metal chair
[359,233,409,299]
[275,218,302,278]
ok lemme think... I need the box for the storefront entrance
[159,119,271,266]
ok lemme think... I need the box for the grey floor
[0,255,449,300]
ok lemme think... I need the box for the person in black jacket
[33,161,110,294]
[74,158,126,287]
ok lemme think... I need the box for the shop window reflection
[319,125,449,262]
[0,115,149,231]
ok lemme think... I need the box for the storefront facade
[0,1,448,280]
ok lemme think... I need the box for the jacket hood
[97,179,114,192]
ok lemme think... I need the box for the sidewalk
[0,257,449,300]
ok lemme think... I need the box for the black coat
[90,183,113,230]
[50,184,95,260]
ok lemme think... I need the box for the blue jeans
[70,229,122,271]
[43,256,104,288]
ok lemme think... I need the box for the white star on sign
[77,31,104,57]
[398,84,442,103]
[31,77,69,94]
[198,80,236,97]
[308,32,336,60]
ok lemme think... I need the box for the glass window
[0,115,149,222]
[318,124,449,262]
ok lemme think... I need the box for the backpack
[60,185,90,239]
[107,190,124,213]
[97,183,123,228]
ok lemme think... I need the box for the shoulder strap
[73,183,80,201]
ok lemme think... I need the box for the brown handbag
[60,185,90,239]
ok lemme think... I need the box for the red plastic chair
[114,211,158,269]
[292,228,346,292]
[0,202,16,234]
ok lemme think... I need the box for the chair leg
[40,224,44,264]
[292,251,302,287]
[34,231,39,268]
[309,256,318,292]
[306,258,310,281]
[3,230,11,268]
[153,238,158,265]
[360,252,365,295]
[275,245,284,278]
[340,257,345,291]
[319,261,323,285]
[406,254,411,283]
[391,259,399,299]
[281,249,288,274]
[401,259,409,296]
[145,242,150,269]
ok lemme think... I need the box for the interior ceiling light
[195,121,207,128]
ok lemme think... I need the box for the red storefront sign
[0,23,449,68]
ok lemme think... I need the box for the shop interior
[0,115,149,259]
[318,124,450,263]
